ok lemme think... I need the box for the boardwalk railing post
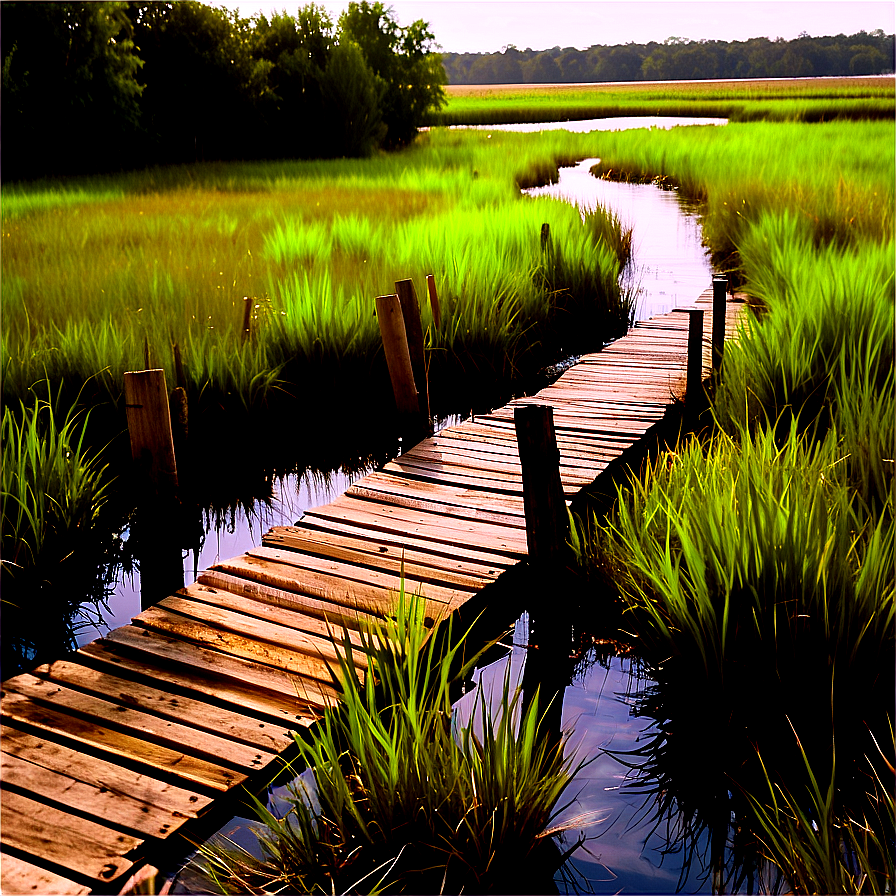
[395,278,430,426]
[242,296,253,342]
[712,276,728,371]
[514,403,569,566]
[671,306,706,421]
[124,369,179,497]
[124,369,184,609]
[375,294,420,422]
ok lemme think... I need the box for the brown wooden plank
[1,790,138,885]
[0,690,244,792]
[178,580,371,646]
[1,752,189,841]
[29,658,292,753]
[190,573,384,631]
[1,851,91,895]
[75,638,319,728]
[206,555,449,625]
[288,514,519,570]
[133,603,355,690]
[98,627,335,715]
[404,441,604,476]
[2,675,273,774]
[1,724,213,820]
[262,526,507,581]
[347,480,529,532]
[305,496,529,558]
[240,545,470,609]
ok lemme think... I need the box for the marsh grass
[196,592,586,894]
[1,131,632,420]
[747,725,895,895]
[0,383,120,671]
[434,77,895,127]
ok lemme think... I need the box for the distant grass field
[433,76,896,125]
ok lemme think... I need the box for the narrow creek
[164,120,728,893]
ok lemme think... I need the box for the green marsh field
[2,75,894,891]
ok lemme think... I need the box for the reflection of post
[124,369,185,610]
[514,403,572,749]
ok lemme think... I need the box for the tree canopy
[0,0,446,180]
[442,31,895,84]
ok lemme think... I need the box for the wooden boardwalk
[1,289,744,895]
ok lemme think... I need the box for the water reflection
[454,116,727,135]
[524,158,714,320]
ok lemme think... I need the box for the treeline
[442,31,895,84]
[0,1,446,181]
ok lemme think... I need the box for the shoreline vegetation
[2,61,893,891]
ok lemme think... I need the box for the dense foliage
[0,0,446,180]
[443,30,895,84]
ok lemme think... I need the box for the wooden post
[672,306,705,411]
[395,278,429,421]
[375,294,420,417]
[514,404,569,566]
[124,369,179,496]
[712,276,728,371]
[426,274,441,330]
[540,222,551,252]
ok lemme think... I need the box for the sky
[220,1,896,54]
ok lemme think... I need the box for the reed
[196,592,585,894]
[0,384,119,669]
[1,131,633,420]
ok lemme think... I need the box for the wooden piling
[540,222,551,253]
[375,294,420,418]
[514,404,569,565]
[426,274,441,330]
[712,276,728,370]
[671,306,706,414]
[124,369,179,496]
[395,279,429,421]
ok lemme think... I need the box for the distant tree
[320,39,386,155]
[339,1,446,146]
[523,51,562,83]
[1,1,144,178]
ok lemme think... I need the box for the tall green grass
[1,131,633,419]
[1,384,119,671]
[196,593,586,894]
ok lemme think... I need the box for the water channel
[149,117,728,893]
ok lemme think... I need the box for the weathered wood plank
[1,724,213,820]
[0,851,91,895]
[2,675,273,774]
[205,555,450,625]
[1,790,138,885]
[304,497,529,558]
[263,526,506,581]
[97,627,335,715]
[1,752,189,840]
[29,658,292,753]
[133,603,353,690]
[290,515,519,569]
[0,690,245,792]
